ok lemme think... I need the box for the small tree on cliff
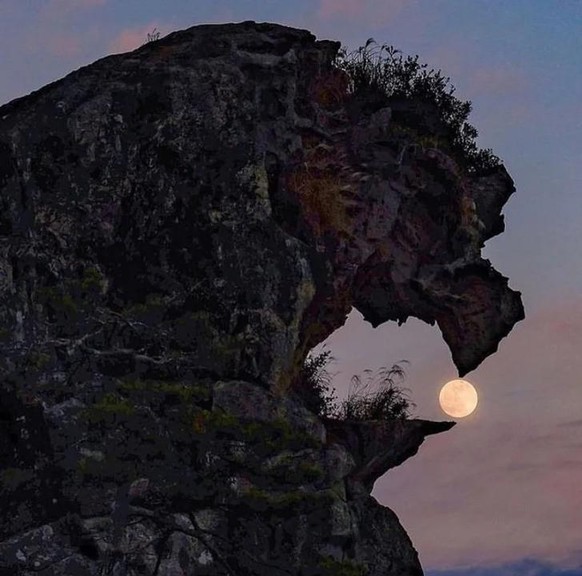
[297,347,415,420]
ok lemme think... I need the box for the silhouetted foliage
[331,38,501,175]
[296,347,415,421]
[144,28,161,44]
[339,362,414,420]
[296,347,340,419]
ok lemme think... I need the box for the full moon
[439,379,478,418]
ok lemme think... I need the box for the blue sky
[1,1,581,573]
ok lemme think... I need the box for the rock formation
[0,21,524,575]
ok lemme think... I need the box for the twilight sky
[1,1,580,574]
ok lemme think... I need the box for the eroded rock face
[281,100,524,377]
[0,20,523,575]
[0,376,444,575]
[323,418,456,497]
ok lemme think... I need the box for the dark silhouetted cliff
[0,21,523,575]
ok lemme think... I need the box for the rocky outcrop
[0,20,523,575]
[0,374,447,575]
[323,418,456,497]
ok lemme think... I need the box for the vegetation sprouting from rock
[294,347,340,419]
[330,38,502,175]
[144,27,161,44]
[296,347,415,421]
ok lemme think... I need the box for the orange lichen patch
[309,68,351,111]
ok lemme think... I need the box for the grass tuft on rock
[295,346,415,421]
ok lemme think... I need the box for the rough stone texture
[0,20,524,575]
[323,418,455,498]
